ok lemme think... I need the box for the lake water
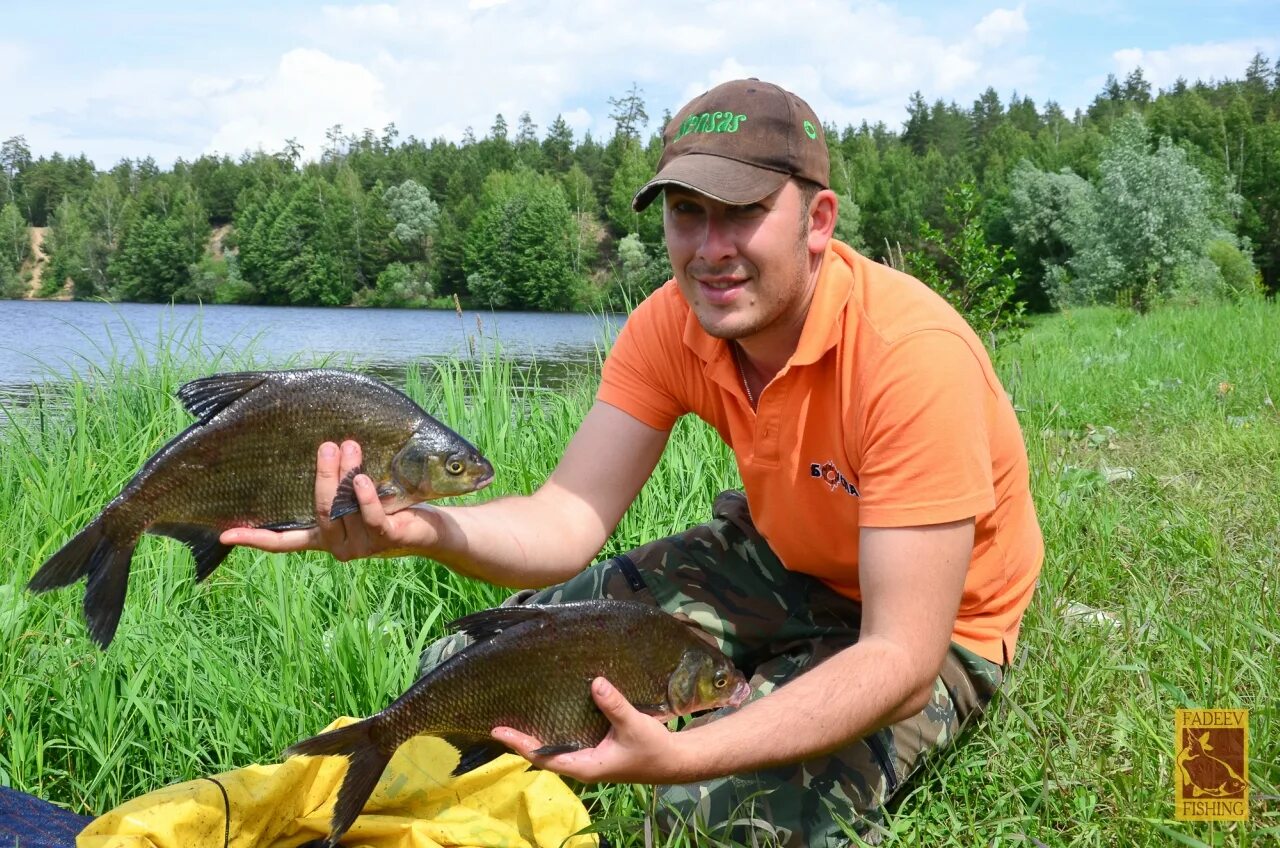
[0,300,625,406]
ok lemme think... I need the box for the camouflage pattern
[418,490,1004,847]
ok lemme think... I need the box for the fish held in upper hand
[284,599,751,848]
[27,368,494,648]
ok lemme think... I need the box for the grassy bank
[1,301,1277,845]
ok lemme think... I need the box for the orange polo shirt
[597,239,1042,665]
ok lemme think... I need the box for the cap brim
[631,153,790,212]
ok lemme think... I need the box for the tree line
[2,59,1276,327]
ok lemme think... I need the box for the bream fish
[27,368,494,648]
[285,599,751,848]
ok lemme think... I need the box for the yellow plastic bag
[77,718,596,848]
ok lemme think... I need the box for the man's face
[662,180,817,344]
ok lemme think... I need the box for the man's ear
[807,189,838,255]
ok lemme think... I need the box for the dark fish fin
[530,743,585,757]
[329,466,366,520]
[284,716,377,759]
[176,372,269,423]
[448,738,509,776]
[285,719,391,848]
[29,517,138,649]
[151,524,234,583]
[446,606,551,642]
[631,704,667,717]
[82,536,138,649]
[27,517,108,592]
[330,468,403,521]
[259,519,315,532]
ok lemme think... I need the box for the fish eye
[713,671,728,689]
[445,459,465,475]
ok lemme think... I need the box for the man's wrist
[665,722,724,784]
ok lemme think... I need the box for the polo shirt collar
[681,240,856,369]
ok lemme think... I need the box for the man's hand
[219,440,435,560]
[492,677,687,784]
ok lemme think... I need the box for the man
[225,79,1043,846]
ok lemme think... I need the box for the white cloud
[1113,39,1278,89]
[306,0,1045,139]
[204,49,394,158]
[973,5,1029,48]
[14,49,391,164]
[561,108,595,137]
[13,0,1051,163]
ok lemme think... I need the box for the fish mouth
[728,679,752,708]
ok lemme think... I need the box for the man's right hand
[219,440,437,561]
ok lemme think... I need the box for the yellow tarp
[77,718,596,848]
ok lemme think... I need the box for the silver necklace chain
[733,344,755,407]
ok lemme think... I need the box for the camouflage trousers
[419,491,1004,847]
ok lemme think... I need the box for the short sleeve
[596,290,687,431]
[856,329,996,527]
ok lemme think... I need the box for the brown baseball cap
[632,78,830,212]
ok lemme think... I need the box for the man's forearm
[415,485,611,588]
[412,401,667,588]
[663,635,937,784]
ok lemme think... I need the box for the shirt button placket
[753,382,785,468]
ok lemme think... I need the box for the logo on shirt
[810,460,859,497]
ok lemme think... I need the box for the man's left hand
[492,677,684,784]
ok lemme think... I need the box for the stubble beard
[694,228,813,343]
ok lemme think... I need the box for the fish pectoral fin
[446,606,551,641]
[631,704,668,718]
[151,524,233,583]
[175,372,270,423]
[530,743,586,757]
[259,519,315,532]
[330,466,368,520]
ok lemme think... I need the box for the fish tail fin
[28,518,108,591]
[83,535,137,650]
[29,517,138,649]
[286,719,392,847]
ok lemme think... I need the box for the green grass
[1,301,1277,845]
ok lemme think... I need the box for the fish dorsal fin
[447,605,551,642]
[176,372,271,423]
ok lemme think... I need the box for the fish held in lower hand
[27,368,494,648]
[285,599,751,848]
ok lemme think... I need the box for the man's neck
[733,253,823,383]
[734,335,795,388]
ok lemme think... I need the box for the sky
[3,1,1278,168]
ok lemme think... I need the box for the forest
[1,57,1277,328]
